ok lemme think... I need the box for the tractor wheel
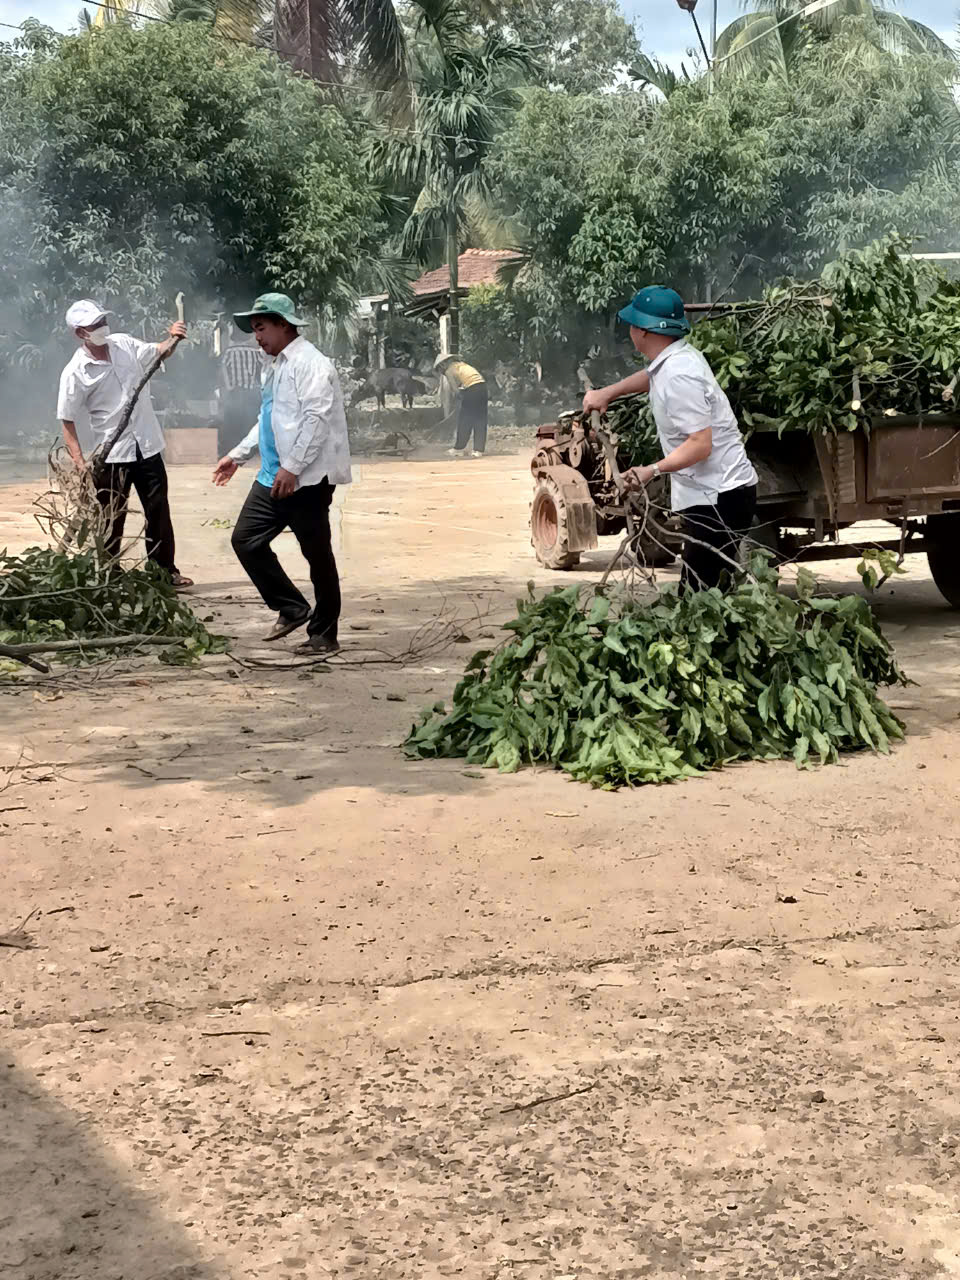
[926,513,960,607]
[531,475,581,570]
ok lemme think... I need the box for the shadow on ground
[0,1059,222,1279]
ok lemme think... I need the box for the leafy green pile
[616,237,960,465]
[404,562,906,789]
[0,546,227,670]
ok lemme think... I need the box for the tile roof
[410,249,523,297]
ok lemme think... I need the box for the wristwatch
[651,464,662,480]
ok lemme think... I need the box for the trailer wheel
[531,475,580,570]
[926,513,960,607]
[623,531,678,569]
[595,513,625,537]
[742,516,783,567]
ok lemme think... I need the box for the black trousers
[97,447,177,573]
[679,483,758,592]
[454,384,488,453]
[231,480,340,642]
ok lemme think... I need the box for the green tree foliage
[492,33,960,318]
[0,20,385,373]
[655,40,959,292]
[89,0,270,44]
[92,0,440,88]
[460,285,523,371]
[488,89,653,325]
[367,0,534,354]
[493,0,642,94]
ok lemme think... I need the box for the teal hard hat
[233,292,307,332]
[618,286,690,336]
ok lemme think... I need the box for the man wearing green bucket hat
[212,292,351,655]
[583,285,757,592]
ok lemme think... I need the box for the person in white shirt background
[583,285,758,592]
[219,328,263,455]
[57,298,193,589]
[212,293,351,658]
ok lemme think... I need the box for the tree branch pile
[403,559,906,789]
[0,544,227,674]
[616,236,960,465]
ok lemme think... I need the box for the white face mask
[84,323,110,345]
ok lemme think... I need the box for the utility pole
[676,0,717,299]
[707,0,716,302]
[675,0,712,78]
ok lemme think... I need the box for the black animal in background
[351,367,428,410]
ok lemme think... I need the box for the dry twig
[500,1081,597,1115]
[0,907,39,951]
[232,595,494,671]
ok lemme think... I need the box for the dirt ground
[3,444,960,1280]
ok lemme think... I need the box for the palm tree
[715,0,953,79]
[366,0,535,354]
[90,0,508,92]
[628,52,692,98]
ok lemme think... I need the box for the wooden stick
[0,634,182,660]
[200,1030,271,1038]
[0,646,50,673]
[94,342,183,470]
[91,307,186,477]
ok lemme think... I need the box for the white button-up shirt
[228,335,351,489]
[57,334,164,464]
[646,339,757,511]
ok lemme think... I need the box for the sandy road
[2,448,960,1279]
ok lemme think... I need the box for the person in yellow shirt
[435,354,488,457]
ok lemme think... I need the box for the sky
[0,0,955,61]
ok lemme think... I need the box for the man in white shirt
[583,285,758,591]
[57,298,193,588]
[212,293,351,657]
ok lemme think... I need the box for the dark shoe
[171,572,194,590]
[262,611,309,642]
[292,635,341,658]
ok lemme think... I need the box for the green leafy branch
[857,547,907,591]
[0,544,228,675]
[403,556,907,789]
[614,237,960,465]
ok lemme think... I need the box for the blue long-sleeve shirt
[255,377,280,488]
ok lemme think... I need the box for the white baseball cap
[65,299,112,329]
